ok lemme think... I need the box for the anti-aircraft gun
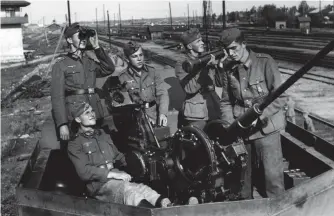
[104,40,334,205]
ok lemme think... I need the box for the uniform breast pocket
[249,78,268,98]
[65,70,81,83]
[141,81,155,101]
[82,142,98,164]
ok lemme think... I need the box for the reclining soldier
[67,102,172,207]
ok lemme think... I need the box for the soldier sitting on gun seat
[67,102,173,207]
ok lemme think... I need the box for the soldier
[39,22,115,153]
[118,41,169,127]
[219,28,287,199]
[175,28,224,129]
[303,110,315,132]
[285,96,296,124]
[67,102,172,207]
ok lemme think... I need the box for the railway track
[161,32,334,69]
[100,37,334,154]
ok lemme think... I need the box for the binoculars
[78,27,96,40]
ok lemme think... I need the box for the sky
[22,0,334,25]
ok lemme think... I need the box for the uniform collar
[128,64,149,77]
[77,128,101,138]
[67,52,81,61]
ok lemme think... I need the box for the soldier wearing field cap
[38,22,115,153]
[219,28,287,199]
[117,41,169,127]
[175,28,224,129]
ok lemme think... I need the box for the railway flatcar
[16,32,334,216]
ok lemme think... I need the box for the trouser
[241,131,285,199]
[95,179,161,206]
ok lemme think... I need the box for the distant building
[1,0,30,63]
[275,21,286,29]
[298,16,311,34]
[46,21,61,34]
[148,25,164,40]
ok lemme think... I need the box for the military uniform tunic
[51,48,115,128]
[175,53,221,122]
[118,65,169,122]
[220,50,287,140]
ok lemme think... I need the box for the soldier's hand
[90,30,99,49]
[59,125,70,140]
[217,49,228,68]
[158,114,168,127]
[206,54,217,67]
[109,171,132,181]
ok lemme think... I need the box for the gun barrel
[182,49,225,73]
[164,43,180,49]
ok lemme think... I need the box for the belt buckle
[88,88,94,94]
[144,102,149,109]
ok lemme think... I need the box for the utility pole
[222,0,226,29]
[193,10,195,25]
[67,0,71,25]
[119,3,122,34]
[203,1,209,51]
[107,10,111,49]
[187,4,190,29]
[132,16,133,25]
[103,4,106,29]
[169,2,172,29]
[114,13,116,26]
[95,8,98,32]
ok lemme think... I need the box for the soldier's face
[76,106,96,126]
[68,32,87,49]
[128,47,144,69]
[189,38,205,53]
[226,41,246,61]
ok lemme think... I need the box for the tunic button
[243,77,246,80]
[131,87,134,90]
[88,151,92,154]
[102,151,104,153]
[244,89,247,92]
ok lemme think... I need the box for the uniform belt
[65,88,96,96]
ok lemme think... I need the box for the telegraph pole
[103,4,106,28]
[95,8,98,32]
[74,12,77,22]
[67,0,71,25]
[107,10,111,49]
[119,3,122,34]
[187,4,190,29]
[222,0,226,29]
[169,2,172,29]
[114,13,116,26]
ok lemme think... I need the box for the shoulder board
[145,64,155,69]
[118,68,129,76]
[54,56,66,64]
[256,53,271,58]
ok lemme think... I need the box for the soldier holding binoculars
[38,22,115,153]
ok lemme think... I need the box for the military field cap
[64,22,80,38]
[180,28,201,45]
[219,28,242,47]
[72,102,91,118]
[123,41,141,57]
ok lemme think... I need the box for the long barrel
[164,43,181,50]
[182,49,226,73]
[226,40,334,138]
